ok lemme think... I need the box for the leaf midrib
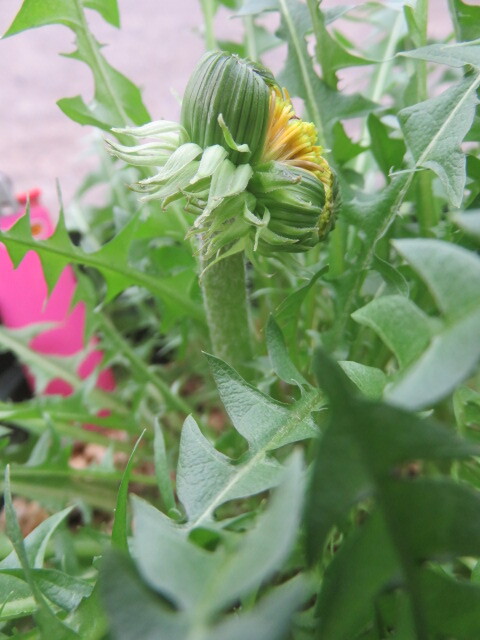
[416,72,480,167]
[184,389,323,531]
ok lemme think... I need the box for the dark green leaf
[326,174,411,350]
[315,480,480,640]
[266,316,308,386]
[367,114,406,177]
[451,0,480,42]
[276,0,376,146]
[0,209,204,322]
[419,568,480,638]
[331,122,367,165]
[111,431,145,553]
[153,418,177,516]
[314,507,398,640]
[371,254,410,297]
[306,351,479,559]
[275,266,328,346]
[307,0,374,84]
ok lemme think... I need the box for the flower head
[107,52,339,263]
[261,88,336,209]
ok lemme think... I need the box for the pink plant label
[0,190,115,400]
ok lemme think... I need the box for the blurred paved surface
[1,0,452,212]
[1,1,216,210]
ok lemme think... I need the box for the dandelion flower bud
[107,52,339,261]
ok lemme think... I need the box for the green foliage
[306,353,480,638]
[3,468,80,637]
[275,0,376,148]
[110,431,145,552]
[0,208,202,318]
[1,0,480,638]
[176,355,322,529]
[101,454,308,639]
[398,72,480,207]
[4,0,149,128]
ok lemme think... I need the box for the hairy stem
[199,249,252,374]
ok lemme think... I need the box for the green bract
[249,163,336,253]
[107,51,338,262]
[181,51,274,165]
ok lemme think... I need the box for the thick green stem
[200,249,252,374]
[327,219,347,278]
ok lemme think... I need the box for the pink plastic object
[0,189,115,400]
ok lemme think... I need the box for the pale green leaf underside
[454,209,480,241]
[352,240,480,409]
[352,295,432,370]
[0,507,73,570]
[176,416,283,522]
[399,40,480,69]
[398,74,480,207]
[338,361,386,400]
[175,356,322,530]
[208,353,318,451]
[385,240,480,409]
[132,456,304,620]
[102,544,307,640]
